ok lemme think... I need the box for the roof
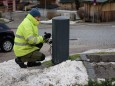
[82,0,108,3]
[32,4,59,9]
[60,0,74,3]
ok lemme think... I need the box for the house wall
[59,3,76,10]
[84,3,115,22]
[0,0,6,12]
[101,3,115,22]
[39,0,56,5]
[0,0,16,12]
[102,3,115,11]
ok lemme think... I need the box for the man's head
[29,8,41,21]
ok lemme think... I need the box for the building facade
[82,0,115,22]
[0,0,16,12]
[58,0,76,10]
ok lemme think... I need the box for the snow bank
[82,48,115,54]
[0,60,88,86]
[40,19,76,25]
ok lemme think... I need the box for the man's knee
[37,54,45,61]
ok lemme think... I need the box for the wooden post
[93,0,96,22]
[13,0,16,11]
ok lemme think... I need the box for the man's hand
[43,32,51,43]
[43,32,51,40]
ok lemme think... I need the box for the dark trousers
[18,50,45,62]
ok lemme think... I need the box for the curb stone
[80,54,115,80]
[80,54,97,80]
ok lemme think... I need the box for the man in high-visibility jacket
[13,8,51,68]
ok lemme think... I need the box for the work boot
[15,58,27,68]
[27,61,41,67]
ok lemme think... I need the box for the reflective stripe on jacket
[13,14,44,57]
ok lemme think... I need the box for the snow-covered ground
[0,48,115,86]
[0,60,88,86]
[40,19,76,25]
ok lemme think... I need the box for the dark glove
[36,43,43,49]
[43,32,51,40]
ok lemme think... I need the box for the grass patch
[42,52,115,67]
[74,78,115,86]
[96,52,115,54]
[42,54,80,67]
[85,78,115,86]
[69,54,80,60]
[42,60,53,67]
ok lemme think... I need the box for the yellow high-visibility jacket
[13,14,44,57]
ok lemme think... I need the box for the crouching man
[13,8,51,68]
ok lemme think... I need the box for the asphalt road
[0,23,115,62]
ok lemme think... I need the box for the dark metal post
[52,16,69,65]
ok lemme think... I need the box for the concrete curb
[80,54,115,80]
[80,54,96,80]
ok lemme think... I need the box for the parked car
[0,23,15,52]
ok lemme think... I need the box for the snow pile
[82,48,115,54]
[40,19,76,25]
[0,60,88,86]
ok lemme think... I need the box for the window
[0,24,9,30]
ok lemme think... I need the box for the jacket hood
[26,14,39,26]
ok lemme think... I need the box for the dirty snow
[0,60,88,86]
[82,48,115,54]
[0,48,115,86]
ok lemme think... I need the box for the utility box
[52,16,69,65]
